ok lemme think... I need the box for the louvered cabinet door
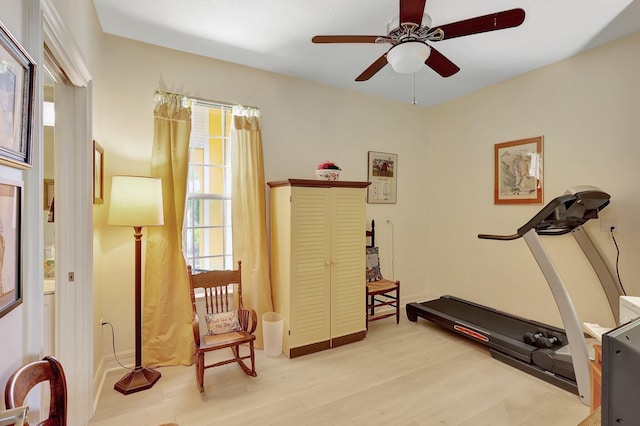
[330,187,366,340]
[289,187,332,350]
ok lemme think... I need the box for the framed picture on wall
[93,140,104,204]
[367,151,397,204]
[494,136,543,204]
[43,179,54,210]
[0,179,22,319]
[0,21,36,168]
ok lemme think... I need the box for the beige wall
[0,0,103,397]
[0,0,29,389]
[425,32,640,328]
[92,34,432,359]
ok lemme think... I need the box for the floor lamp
[108,175,164,395]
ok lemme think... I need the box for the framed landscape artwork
[0,21,36,168]
[494,136,543,204]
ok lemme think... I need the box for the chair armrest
[239,308,258,334]
[192,313,201,346]
[247,309,257,334]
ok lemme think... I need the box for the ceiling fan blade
[400,0,427,25]
[425,47,460,77]
[355,54,388,81]
[312,35,381,44]
[436,8,525,40]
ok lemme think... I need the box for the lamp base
[114,366,161,395]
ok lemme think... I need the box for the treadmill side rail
[523,229,591,406]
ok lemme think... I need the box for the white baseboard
[92,350,135,412]
[402,292,437,307]
[93,357,105,414]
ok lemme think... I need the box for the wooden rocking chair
[187,261,257,392]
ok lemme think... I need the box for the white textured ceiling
[92,0,640,107]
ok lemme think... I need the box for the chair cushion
[205,310,242,335]
[366,246,383,282]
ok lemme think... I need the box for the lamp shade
[386,41,431,74]
[108,176,164,227]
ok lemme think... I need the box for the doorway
[42,62,56,357]
[40,3,94,423]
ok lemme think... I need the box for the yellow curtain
[230,106,273,349]
[142,92,195,366]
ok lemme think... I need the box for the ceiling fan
[312,0,525,81]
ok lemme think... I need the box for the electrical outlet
[99,318,104,336]
[600,218,619,233]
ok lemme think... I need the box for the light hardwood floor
[89,311,590,425]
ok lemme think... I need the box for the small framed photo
[43,179,54,210]
[93,140,104,204]
[0,179,22,319]
[0,21,36,168]
[494,136,543,204]
[367,151,397,204]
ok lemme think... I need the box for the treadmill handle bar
[477,233,521,241]
[522,228,591,406]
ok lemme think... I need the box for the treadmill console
[479,186,610,240]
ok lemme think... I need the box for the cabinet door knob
[325,261,330,267]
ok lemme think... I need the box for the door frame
[27,0,94,423]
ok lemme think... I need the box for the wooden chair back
[187,262,244,316]
[366,219,375,248]
[4,356,67,426]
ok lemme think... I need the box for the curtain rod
[154,89,258,110]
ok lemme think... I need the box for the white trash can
[262,312,283,357]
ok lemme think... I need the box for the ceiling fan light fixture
[387,41,431,74]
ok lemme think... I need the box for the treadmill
[406,186,623,407]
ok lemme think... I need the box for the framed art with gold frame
[0,179,23,319]
[93,140,104,204]
[43,179,54,210]
[494,136,543,205]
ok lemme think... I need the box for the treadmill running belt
[423,297,557,339]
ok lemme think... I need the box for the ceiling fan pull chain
[412,72,417,105]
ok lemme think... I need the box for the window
[184,102,234,273]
